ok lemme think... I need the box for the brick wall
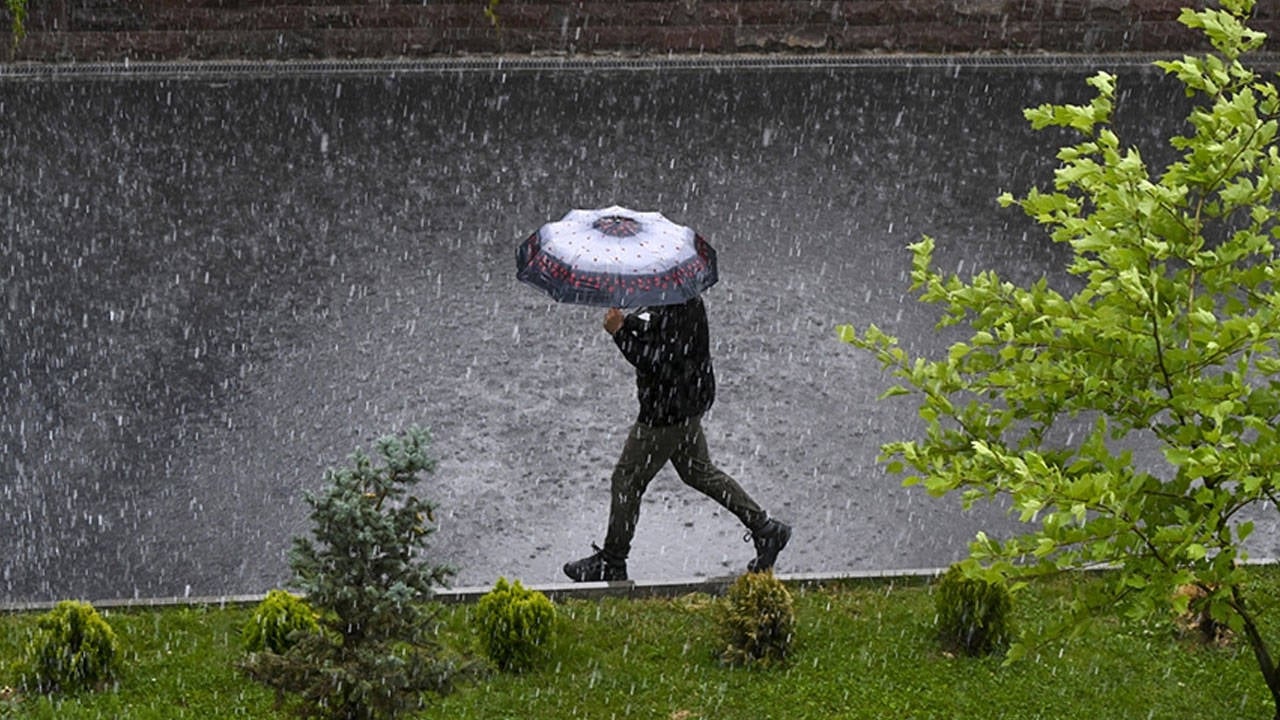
[9,1,1280,63]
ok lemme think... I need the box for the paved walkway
[4,57,1274,604]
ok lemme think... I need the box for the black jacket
[612,297,716,427]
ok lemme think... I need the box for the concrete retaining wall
[8,1,1280,63]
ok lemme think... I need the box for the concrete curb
[6,560,1276,613]
[436,567,945,605]
[0,567,945,613]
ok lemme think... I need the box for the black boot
[563,544,628,582]
[746,519,791,573]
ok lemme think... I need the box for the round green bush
[716,570,795,667]
[21,600,120,693]
[242,589,320,654]
[935,564,1013,656]
[474,577,556,672]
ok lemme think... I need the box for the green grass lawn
[2,571,1275,719]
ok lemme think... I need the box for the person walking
[563,296,791,582]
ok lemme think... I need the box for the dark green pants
[603,415,767,561]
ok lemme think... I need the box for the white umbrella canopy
[516,205,718,308]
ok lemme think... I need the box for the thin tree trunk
[1230,586,1280,719]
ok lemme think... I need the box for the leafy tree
[241,426,466,719]
[839,0,1280,714]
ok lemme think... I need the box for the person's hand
[603,308,625,335]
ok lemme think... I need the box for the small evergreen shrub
[19,600,120,693]
[239,426,468,719]
[935,564,1012,657]
[716,570,795,667]
[243,590,321,654]
[474,577,556,672]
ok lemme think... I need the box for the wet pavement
[3,57,1267,603]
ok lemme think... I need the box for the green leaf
[1123,574,1149,589]
[877,385,912,400]
[1239,521,1255,542]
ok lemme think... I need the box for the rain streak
[5,59,1255,604]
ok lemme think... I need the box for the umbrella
[516,205,718,308]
